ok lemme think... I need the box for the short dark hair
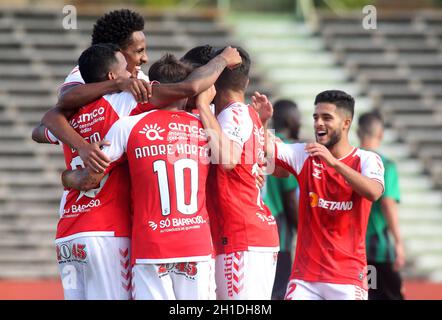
[148,54,193,84]
[314,90,355,119]
[78,43,120,84]
[358,111,384,138]
[273,99,299,129]
[212,46,250,92]
[180,45,214,68]
[91,9,144,48]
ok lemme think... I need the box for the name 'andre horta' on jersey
[101,109,213,264]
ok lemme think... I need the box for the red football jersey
[55,92,148,242]
[275,143,385,288]
[207,102,280,255]
[102,109,213,264]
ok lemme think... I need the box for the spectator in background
[358,112,405,300]
[262,99,301,300]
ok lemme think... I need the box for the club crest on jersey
[56,243,87,264]
[139,123,165,141]
[157,262,198,280]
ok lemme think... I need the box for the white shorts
[215,251,278,300]
[56,236,131,300]
[132,260,213,300]
[285,279,368,300]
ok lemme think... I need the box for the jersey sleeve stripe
[59,81,83,88]
[44,128,59,144]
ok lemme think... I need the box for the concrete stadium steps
[0,263,59,279]
[0,218,57,233]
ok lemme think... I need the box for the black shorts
[367,261,404,300]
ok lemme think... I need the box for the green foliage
[314,0,375,10]
[135,0,181,7]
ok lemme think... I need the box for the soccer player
[263,90,385,300]
[40,9,235,173]
[32,44,241,300]
[39,9,152,173]
[61,54,217,300]
[196,47,280,300]
[32,43,139,300]
[262,99,300,300]
[358,112,405,300]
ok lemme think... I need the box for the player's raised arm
[195,86,242,170]
[305,143,385,201]
[41,78,151,171]
[58,78,151,110]
[251,92,290,178]
[151,46,242,107]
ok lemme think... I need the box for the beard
[317,129,341,148]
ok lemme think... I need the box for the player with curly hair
[38,10,235,174]
[32,42,241,300]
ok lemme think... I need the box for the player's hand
[195,85,216,109]
[78,140,111,173]
[255,166,265,189]
[251,91,273,125]
[394,241,406,271]
[116,78,152,103]
[220,46,242,70]
[305,143,338,168]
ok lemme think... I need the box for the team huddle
[32,9,385,300]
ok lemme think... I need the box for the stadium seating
[319,11,442,189]
[0,7,268,278]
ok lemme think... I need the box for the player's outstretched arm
[305,143,384,201]
[62,167,105,191]
[251,91,273,127]
[58,78,151,110]
[41,106,111,173]
[151,47,242,107]
[251,92,289,178]
[195,87,242,170]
